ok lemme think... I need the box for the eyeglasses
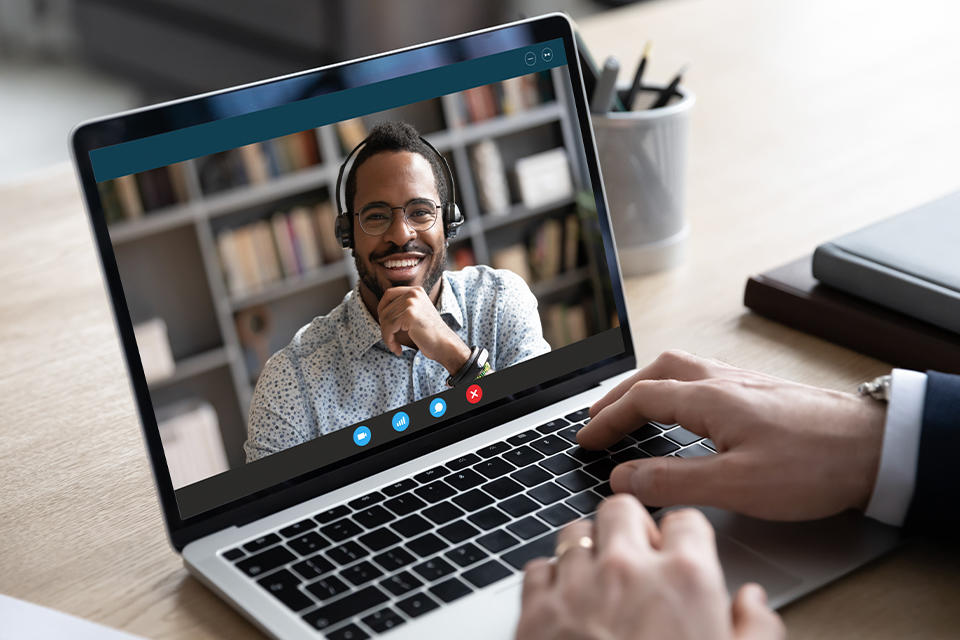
[355,198,440,236]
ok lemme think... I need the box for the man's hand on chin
[377,286,471,375]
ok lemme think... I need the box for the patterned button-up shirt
[244,265,551,462]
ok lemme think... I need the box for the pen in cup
[590,56,620,114]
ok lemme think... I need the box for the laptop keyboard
[223,408,715,638]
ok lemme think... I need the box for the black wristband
[447,345,480,387]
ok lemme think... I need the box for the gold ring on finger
[555,536,594,559]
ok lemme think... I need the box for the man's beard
[354,240,445,302]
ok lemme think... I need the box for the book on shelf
[157,399,229,490]
[251,220,283,284]
[470,139,510,216]
[237,143,270,185]
[491,244,533,283]
[451,246,476,270]
[455,72,549,124]
[113,174,143,219]
[514,148,573,210]
[133,317,176,383]
[542,303,590,349]
[271,211,300,277]
[289,206,321,273]
[314,201,345,264]
[135,166,178,211]
[336,118,368,153]
[563,213,581,271]
[529,217,564,281]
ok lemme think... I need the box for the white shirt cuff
[864,369,927,527]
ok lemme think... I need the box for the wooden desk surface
[2,0,960,637]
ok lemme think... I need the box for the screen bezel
[70,13,635,551]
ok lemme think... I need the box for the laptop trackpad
[716,533,802,599]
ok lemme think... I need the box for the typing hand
[516,495,784,640]
[577,350,887,520]
[377,286,471,375]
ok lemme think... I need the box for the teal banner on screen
[90,39,567,182]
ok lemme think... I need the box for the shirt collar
[341,272,463,357]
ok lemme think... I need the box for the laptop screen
[78,19,631,523]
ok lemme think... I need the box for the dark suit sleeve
[904,371,960,531]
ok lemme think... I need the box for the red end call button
[466,384,483,404]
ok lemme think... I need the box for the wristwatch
[858,374,892,402]
[447,346,489,387]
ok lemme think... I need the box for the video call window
[98,65,618,493]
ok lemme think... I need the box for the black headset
[334,133,464,249]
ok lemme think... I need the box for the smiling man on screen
[244,122,550,462]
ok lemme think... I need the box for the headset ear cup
[443,203,464,238]
[336,214,353,248]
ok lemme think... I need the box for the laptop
[70,14,900,639]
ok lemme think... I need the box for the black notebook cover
[744,255,960,374]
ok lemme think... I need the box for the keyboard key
[536,417,570,434]
[595,482,614,497]
[452,488,495,512]
[320,518,363,543]
[537,504,579,527]
[482,477,524,500]
[530,435,569,456]
[462,560,513,588]
[430,577,473,603]
[640,437,681,457]
[476,442,511,458]
[279,519,316,539]
[414,466,450,483]
[288,531,330,557]
[223,547,244,561]
[566,490,603,515]
[436,519,480,544]
[677,444,714,458]
[556,424,583,443]
[468,507,510,531]
[507,516,549,540]
[665,427,702,446]
[445,468,486,491]
[607,436,636,452]
[362,607,406,633]
[415,480,457,503]
[257,568,313,612]
[353,505,395,529]
[305,574,350,601]
[348,491,385,510]
[382,478,417,497]
[511,465,552,488]
[476,528,520,553]
[568,446,606,463]
[382,492,428,517]
[372,546,416,572]
[564,408,590,422]
[703,438,717,451]
[327,541,370,566]
[236,545,296,577]
[473,457,515,479]
[243,533,281,553]
[358,527,401,552]
[651,421,679,430]
[500,494,539,517]
[341,560,384,586]
[379,570,423,596]
[540,453,579,475]
[302,585,388,631]
[612,447,649,464]
[446,542,488,567]
[557,470,596,493]
[501,531,558,569]
[396,592,440,618]
[529,481,570,505]
[407,533,449,557]
[630,423,661,442]
[422,501,465,525]
[326,622,369,640]
[390,513,432,538]
[413,557,456,581]
[502,445,544,467]
[583,459,617,481]
[447,453,482,471]
[507,429,540,446]
[291,553,334,580]
[315,505,351,524]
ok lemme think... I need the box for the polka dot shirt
[244,265,551,462]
